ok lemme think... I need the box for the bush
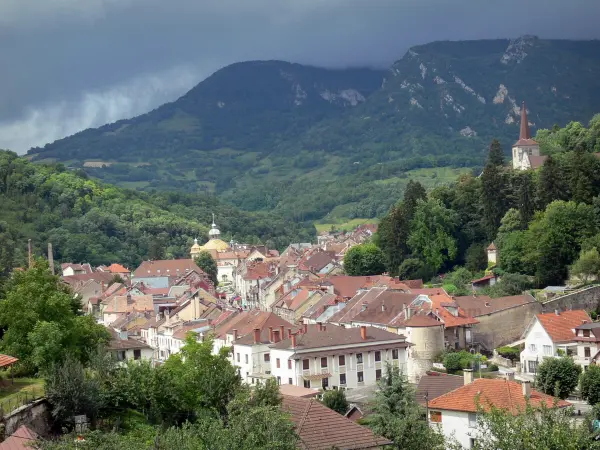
[535,356,581,399]
[496,346,520,361]
[486,364,499,372]
[581,364,600,405]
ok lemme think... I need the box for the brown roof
[415,373,464,406]
[428,378,570,414]
[318,276,385,299]
[133,259,204,278]
[328,288,387,324]
[278,384,319,398]
[281,395,392,449]
[528,154,548,169]
[300,251,336,272]
[0,354,18,368]
[102,295,154,313]
[107,263,129,273]
[350,290,420,326]
[486,242,497,251]
[534,310,591,343]
[214,310,294,344]
[107,331,151,351]
[301,293,340,320]
[270,324,407,351]
[454,294,536,317]
[404,314,443,327]
[62,272,114,286]
[0,425,38,450]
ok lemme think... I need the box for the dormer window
[583,329,591,338]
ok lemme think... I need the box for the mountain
[28,37,600,222]
[0,150,314,271]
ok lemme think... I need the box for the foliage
[368,364,445,449]
[483,273,534,297]
[581,364,600,406]
[570,247,600,284]
[320,388,349,415]
[469,403,600,450]
[442,351,485,374]
[343,243,386,276]
[0,260,110,373]
[496,346,520,361]
[194,251,218,287]
[535,356,582,399]
[465,243,487,272]
[397,258,433,281]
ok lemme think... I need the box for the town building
[512,101,545,170]
[61,262,93,276]
[131,259,210,289]
[269,324,411,390]
[107,329,153,364]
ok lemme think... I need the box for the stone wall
[542,285,600,313]
[2,399,50,438]
[471,301,542,351]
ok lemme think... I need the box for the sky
[1,0,599,153]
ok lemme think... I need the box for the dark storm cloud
[1,0,599,152]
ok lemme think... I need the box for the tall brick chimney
[291,333,297,348]
[232,329,238,341]
[273,329,280,343]
[288,328,292,338]
[360,326,367,340]
[280,325,285,338]
[253,328,261,344]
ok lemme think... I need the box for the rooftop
[0,425,38,450]
[415,373,463,406]
[453,294,536,317]
[133,259,204,278]
[533,309,591,343]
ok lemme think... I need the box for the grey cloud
[1,0,599,153]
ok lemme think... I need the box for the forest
[0,150,315,273]
[374,114,600,291]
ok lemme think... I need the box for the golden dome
[201,238,229,251]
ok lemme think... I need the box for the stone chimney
[291,333,297,348]
[232,329,238,341]
[522,381,531,398]
[253,328,261,344]
[317,322,323,331]
[463,369,474,385]
[273,329,280,343]
[303,323,308,333]
[360,326,367,340]
[505,372,515,381]
[269,327,274,342]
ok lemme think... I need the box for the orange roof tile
[428,378,570,414]
[0,354,18,368]
[536,310,591,343]
[107,263,129,273]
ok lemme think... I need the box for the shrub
[496,346,520,361]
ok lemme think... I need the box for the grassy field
[0,377,45,412]
[314,218,378,234]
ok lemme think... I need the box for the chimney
[381,303,386,312]
[317,322,323,331]
[360,325,367,341]
[303,323,308,333]
[269,327,274,342]
[273,329,280,343]
[505,372,515,381]
[522,380,532,398]
[280,325,285,338]
[288,328,292,338]
[463,369,474,385]
[127,293,133,304]
[322,325,326,331]
[48,243,54,275]
[366,276,371,283]
[253,328,261,344]
[233,329,238,341]
[291,334,297,348]
[555,309,560,316]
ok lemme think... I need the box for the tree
[321,389,349,415]
[194,250,218,286]
[368,364,445,449]
[0,259,110,373]
[397,258,433,281]
[480,153,508,240]
[537,155,566,209]
[488,139,505,166]
[535,356,581,399]
[408,199,458,272]
[512,171,535,228]
[570,247,600,284]
[344,244,386,276]
[581,364,600,405]
[484,272,534,297]
[465,244,487,272]
[471,403,600,450]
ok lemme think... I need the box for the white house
[520,309,591,375]
[268,323,411,390]
[107,330,154,365]
[427,372,570,449]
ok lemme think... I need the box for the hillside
[0,150,314,271]
[28,37,600,221]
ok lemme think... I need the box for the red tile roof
[318,275,384,299]
[133,259,204,278]
[428,378,570,414]
[281,395,392,449]
[535,310,591,343]
[107,263,129,273]
[0,425,38,450]
[213,310,293,344]
[0,354,18,368]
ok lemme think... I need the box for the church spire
[519,101,531,140]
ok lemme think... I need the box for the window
[529,344,537,352]
[584,329,591,337]
[528,360,538,374]
[375,351,381,362]
[303,379,311,388]
[236,353,240,362]
[357,371,364,383]
[277,376,281,385]
[303,359,310,370]
[429,411,442,423]
[543,345,552,356]
[276,358,281,368]
[322,377,329,389]
[117,351,126,361]
[133,349,141,360]
[288,360,292,369]
[585,347,591,358]
[392,349,399,360]
[264,353,270,362]
[356,353,363,364]
[376,369,382,380]
[288,378,293,385]
[321,357,328,368]
[468,413,478,428]
[245,354,248,364]
[339,355,346,366]
[340,373,346,385]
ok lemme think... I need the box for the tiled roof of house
[213,310,292,342]
[454,294,536,317]
[0,425,38,450]
[107,329,151,350]
[281,395,392,449]
[107,263,129,273]
[350,290,419,326]
[299,251,336,272]
[535,309,591,343]
[327,291,369,324]
[415,373,464,406]
[133,259,204,278]
[0,354,18,368]
[62,272,114,286]
[404,314,443,327]
[427,378,570,413]
[279,384,319,398]
[318,275,384,299]
[102,295,154,314]
[232,313,296,345]
[270,324,407,351]
[301,293,340,320]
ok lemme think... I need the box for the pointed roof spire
[519,101,531,140]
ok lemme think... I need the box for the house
[272,287,328,323]
[0,425,38,450]
[574,322,600,369]
[301,292,341,324]
[101,294,154,325]
[61,262,93,276]
[281,394,392,449]
[132,259,209,289]
[269,324,411,390]
[428,371,570,449]
[107,329,153,364]
[415,372,463,406]
[520,309,591,376]
[453,294,540,351]
[470,274,498,291]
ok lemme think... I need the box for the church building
[512,102,547,170]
